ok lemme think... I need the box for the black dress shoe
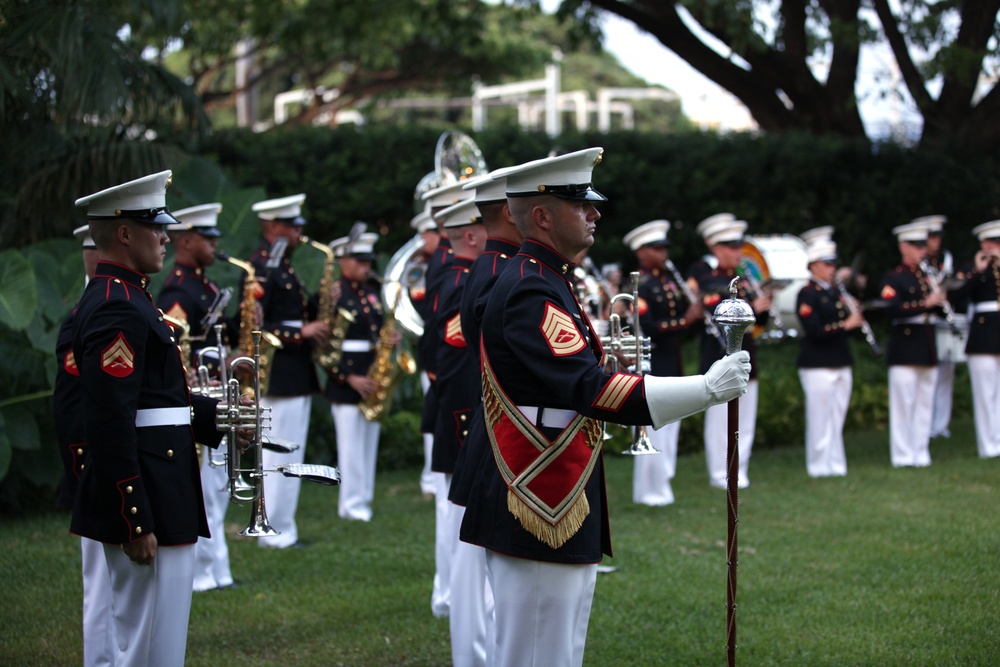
[216,582,240,591]
[290,541,309,549]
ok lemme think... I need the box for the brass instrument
[664,258,727,351]
[833,275,882,356]
[300,234,355,370]
[217,251,283,396]
[382,234,428,338]
[574,256,613,337]
[215,331,341,537]
[359,284,418,422]
[919,259,963,339]
[162,313,196,387]
[599,272,657,455]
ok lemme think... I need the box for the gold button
[77,448,84,455]
[126,486,133,494]
[135,526,142,535]
[130,507,137,515]
[460,414,467,421]
[167,450,174,457]
[80,464,85,471]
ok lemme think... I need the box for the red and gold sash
[482,349,604,549]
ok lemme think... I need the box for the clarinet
[919,259,963,339]
[664,259,727,350]
[833,275,881,357]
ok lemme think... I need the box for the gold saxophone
[162,313,196,387]
[217,252,282,396]
[359,285,417,422]
[300,235,354,371]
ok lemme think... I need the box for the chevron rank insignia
[880,284,896,300]
[101,332,135,378]
[444,313,466,348]
[164,302,188,323]
[541,302,586,356]
[64,350,79,377]
[798,303,813,318]
[637,297,649,316]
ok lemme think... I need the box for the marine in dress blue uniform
[247,194,327,548]
[70,171,227,667]
[157,202,238,592]
[625,219,702,505]
[324,231,385,522]
[878,220,947,467]
[459,149,751,667]
[795,230,865,477]
[951,220,1000,458]
[689,213,771,489]
[53,224,116,667]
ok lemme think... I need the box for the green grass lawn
[2,417,996,666]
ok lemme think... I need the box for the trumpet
[833,275,882,357]
[215,330,341,537]
[600,271,657,456]
[919,259,963,339]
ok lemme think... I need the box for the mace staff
[712,277,756,667]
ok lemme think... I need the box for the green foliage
[0,250,36,330]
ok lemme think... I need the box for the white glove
[642,350,751,429]
[704,350,751,405]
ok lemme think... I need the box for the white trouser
[967,354,1000,458]
[419,371,436,495]
[888,366,938,467]
[632,420,680,505]
[485,551,597,667]
[82,537,115,667]
[192,446,233,590]
[431,473,455,617]
[450,509,495,667]
[931,359,955,437]
[704,379,758,489]
[258,395,312,548]
[331,403,381,522]
[102,543,196,667]
[799,367,852,477]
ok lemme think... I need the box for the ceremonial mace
[712,277,756,667]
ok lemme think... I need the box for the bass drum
[935,313,968,363]
[741,234,811,339]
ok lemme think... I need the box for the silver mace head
[712,277,757,355]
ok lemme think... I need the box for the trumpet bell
[621,426,660,456]
[239,484,278,537]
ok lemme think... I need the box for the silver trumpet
[215,330,342,537]
[600,271,657,456]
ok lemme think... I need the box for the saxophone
[162,313,196,387]
[300,235,354,370]
[359,284,417,422]
[217,252,282,396]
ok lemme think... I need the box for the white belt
[970,301,999,315]
[892,315,932,325]
[279,320,303,328]
[516,405,577,430]
[135,407,191,428]
[342,340,372,353]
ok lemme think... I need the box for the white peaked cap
[697,212,748,245]
[806,240,839,264]
[251,194,306,224]
[410,210,436,233]
[333,232,379,259]
[168,203,223,237]
[892,220,930,243]
[74,170,177,224]
[911,215,947,233]
[624,220,671,250]
[73,224,96,249]
[799,225,835,247]
[437,198,483,229]
[972,219,1000,241]
[491,147,608,201]
[461,171,507,204]
[422,181,472,210]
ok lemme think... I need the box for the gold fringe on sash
[508,488,590,550]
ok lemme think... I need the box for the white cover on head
[437,198,483,229]
[806,239,838,264]
[972,219,1000,241]
[73,224,96,249]
[490,147,607,201]
[911,215,946,233]
[624,220,670,250]
[697,213,748,245]
[334,232,379,258]
[461,171,507,204]
[168,203,222,235]
[251,194,306,220]
[422,181,472,210]
[892,220,930,242]
[799,225,834,247]
[74,170,173,217]
[410,210,436,233]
